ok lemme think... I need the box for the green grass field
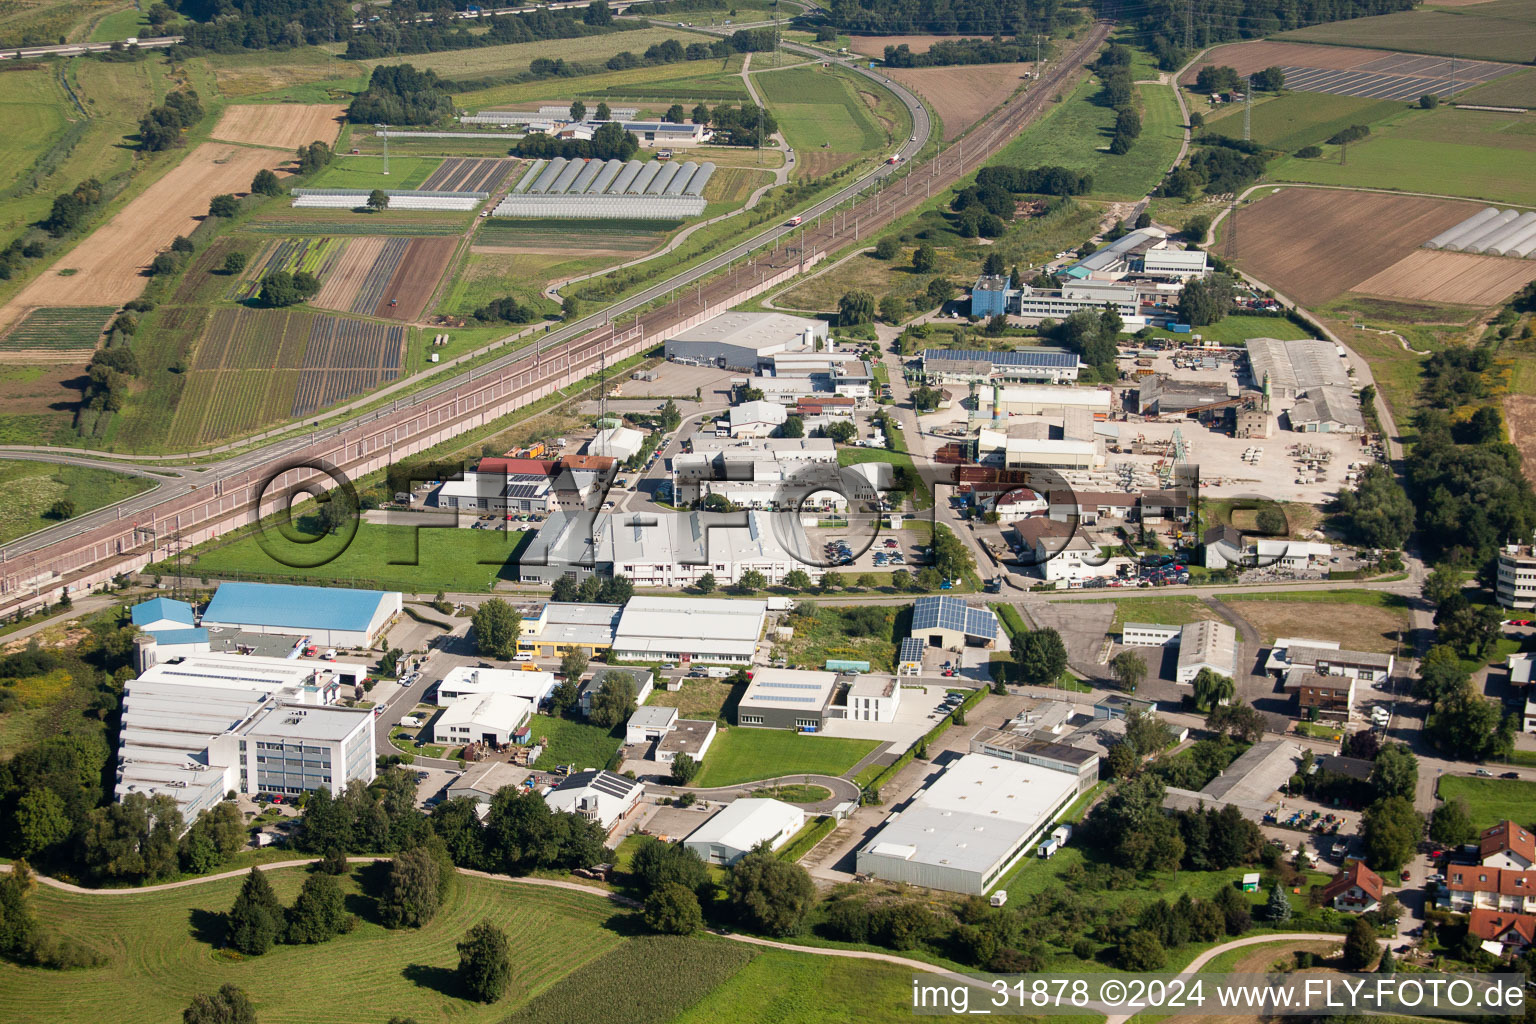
[692,728,878,787]
[88,5,145,42]
[1143,313,1313,346]
[363,27,716,80]
[990,77,1184,201]
[756,65,889,174]
[186,520,535,594]
[670,949,922,1023]
[529,715,622,772]
[1461,68,1536,110]
[1269,104,1536,206]
[0,66,71,196]
[1437,776,1536,830]
[1203,91,1403,154]
[455,55,746,109]
[0,866,626,1024]
[1078,594,1223,632]
[1275,1,1536,64]
[0,460,155,544]
[305,155,439,191]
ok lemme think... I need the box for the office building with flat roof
[611,596,768,665]
[736,667,840,731]
[201,581,401,648]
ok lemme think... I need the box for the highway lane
[0,25,1108,601]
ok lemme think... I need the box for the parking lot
[820,684,966,746]
[805,525,928,573]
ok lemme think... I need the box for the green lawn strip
[1076,594,1222,632]
[756,65,886,158]
[776,815,837,862]
[691,729,878,788]
[304,155,440,191]
[529,715,623,772]
[183,519,534,594]
[1217,589,1410,609]
[751,783,833,803]
[1275,7,1536,64]
[1202,92,1402,155]
[0,461,155,544]
[1,867,624,1024]
[669,948,928,1024]
[1436,776,1536,830]
[1141,313,1312,346]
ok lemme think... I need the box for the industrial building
[131,597,210,660]
[1288,387,1364,433]
[847,675,903,722]
[975,424,1104,469]
[920,348,1081,385]
[967,701,1102,792]
[736,667,840,731]
[1008,279,1142,319]
[542,770,644,833]
[1012,517,1097,581]
[1498,544,1536,609]
[910,596,1000,649]
[1175,620,1238,684]
[431,692,533,747]
[201,581,401,648]
[1161,739,1303,822]
[970,273,1011,318]
[1121,623,1182,646]
[728,400,788,438]
[672,441,869,512]
[516,602,621,658]
[518,509,818,588]
[1265,638,1394,684]
[435,667,558,707]
[587,426,645,461]
[986,384,1113,418]
[856,754,1082,894]
[656,717,718,764]
[665,312,828,372]
[610,596,768,665]
[115,653,376,820]
[686,436,838,463]
[1136,376,1241,417]
[433,470,555,514]
[1244,338,1351,402]
[1060,227,1211,282]
[684,798,805,865]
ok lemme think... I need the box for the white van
[513,652,534,663]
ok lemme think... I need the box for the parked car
[1475,768,1493,777]
[1503,771,1522,779]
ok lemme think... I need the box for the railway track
[0,22,1111,612]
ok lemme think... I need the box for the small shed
[1241,872,1261,892]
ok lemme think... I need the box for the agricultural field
[990,77,1184,201]
[231,236,345,301]
[1461,68,1536,108]
[167,308,406,445]
[0,459,153,544]
[454,54,748,109]
[441,249,588,320]
[0,866,631,1024]
[0,0,121,46]
[250,209,474,235]
[0,305,113,359]
[419,157,514,193]
[0,363,86,444]
[1437,776,1536,831]
[1203,92,1403,154]
[0,63,71,198]
[360,27,716,80]
[209,103,346,151]
[202,47,367,102]
[848,34,962,57]
[1274,0,1536,64]
[887,62,1034,141]
[754,65,893,178]
[1220,590,1411,652]
[1351,249,1536,307]
[0,143,286,322]
[355,236,459,321]
[187,519,533,592]
[1224,187,1481,305]
[1269,104,1536,206]
[691,728,879,788]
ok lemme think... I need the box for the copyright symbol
[252,457,359,569]
[1101,979,1126,1005]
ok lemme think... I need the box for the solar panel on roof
[761,681,824,690]
[923,349,1078,368]
[505,484,541,499]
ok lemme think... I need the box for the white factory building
[672,438,871,512]
[729,400,788,438]
[432,470,555,514]
[664,311,829,372]
[1244,338,1352,403]
[1175,620,1239,684]
[543,770,645,833]
[684,798,806,865]
[847,675,903,723]
[116,653,376,821]
[610,595,768,665]
[856,754,1081,894]
[977,425,1104,469]
[431,692,532,747]
[519,508,819,587]
[435,666,558,707]
[587,426,646,462]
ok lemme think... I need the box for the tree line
[347,64,455,126]
[825,0,1076,37]
[139,89,205,152]
[882,37,1038,68]
[344,6,635,60]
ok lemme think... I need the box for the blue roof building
[131,597,195,631]
[201,582,402,648]
[970,274,1011,319]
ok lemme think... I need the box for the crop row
[0,306,114,351]
[350,238,409,315]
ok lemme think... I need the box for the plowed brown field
[313,236,386,312]
[887,63,1033,140]
[1178,41,1396,83]
[849,34,962,57]
[374,236,457,320]
[0,144,286,328]
[1228,187,1481,305]
[1353,249,1536,306]
[210,104,346,151]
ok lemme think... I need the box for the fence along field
[0,144,285,329]
[209,103,346,151]
[0,307,114,360]
[168,309,405,445]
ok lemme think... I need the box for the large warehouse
[736,667,840,731]
[610,596,768,665]
[921,348,1081,385]
[910,596,1001,649]
[856,755,1080,894]
[200,582,401,648]
[1245,338,1350,402]
[684,798,805,865]
[665,312,828,372]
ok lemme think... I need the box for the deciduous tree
[456,922,512,1002]
[644,882,703,934]
[471,598,521,660]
